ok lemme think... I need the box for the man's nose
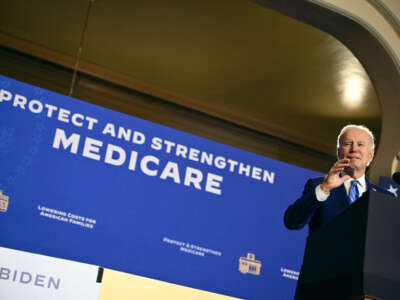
[350,144,359,151]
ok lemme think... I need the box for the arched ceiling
[0,0,381,157]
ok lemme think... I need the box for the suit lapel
[365,178,378,193]
[366,178,372,190]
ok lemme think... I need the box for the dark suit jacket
[284,177,394,234]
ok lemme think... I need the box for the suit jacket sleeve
[284,178,324,230]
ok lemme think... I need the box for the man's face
[337,128,374,172]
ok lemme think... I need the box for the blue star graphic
[387,185,398,197]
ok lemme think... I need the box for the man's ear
[366,149,374,167]
[369,149,375,163]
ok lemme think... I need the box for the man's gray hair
[336,124,375,150]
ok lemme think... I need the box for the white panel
[0,247,101,300]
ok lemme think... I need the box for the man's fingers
[338,158,350,164]
[335,161,350,168]
[331,166,344,171]
[340,174,351,182]
[330,166,344,174]
[329,159,350,175]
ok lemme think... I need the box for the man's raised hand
[320,159,351,194]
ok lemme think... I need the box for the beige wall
[252,0,400,183]
[310,0,400,182]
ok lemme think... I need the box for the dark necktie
[349,180,360,203]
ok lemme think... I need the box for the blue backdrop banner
[0,75,321,299]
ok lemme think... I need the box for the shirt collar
[343,174,366,194]
[346,174,365,186]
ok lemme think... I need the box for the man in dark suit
[284,124,393,234]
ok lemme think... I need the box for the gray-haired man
[284,124,393,234]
